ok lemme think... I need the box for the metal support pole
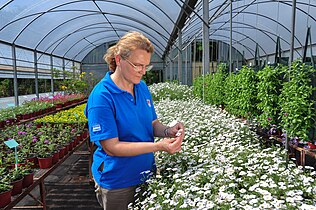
[285,130,289,168]
[188,43,192,85]
[202,0,210,75]
[162,58,166,82]
[12,44,19,106]
[230,0,233,73]
[72,60,76,79]
[50,55,54,94]
[62,58,65,80]
[34,51,39,99]
[178,30,183,84]
[185,46,188,85]
[289,0,297,64]
[193,38,196,80]
[170,59,173,81]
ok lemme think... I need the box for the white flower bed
[133,96,316,210]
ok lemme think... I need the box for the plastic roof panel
[0,0,183,61]
[1,0,315,63]
[182,0,316,60]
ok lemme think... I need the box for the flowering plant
[131,83,316,210]
[34,135,56,158]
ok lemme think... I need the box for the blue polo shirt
[84,72,157,189]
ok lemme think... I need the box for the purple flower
[289,137,299,146]
[32,139,37,143]
[18,131,27,135]
[267,117,272,121]
[44,140,49,144]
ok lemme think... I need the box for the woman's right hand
[159,132,183,154]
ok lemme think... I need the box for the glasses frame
[123,58,153,72]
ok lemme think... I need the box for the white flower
[239,188,247,194]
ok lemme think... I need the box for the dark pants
[95,182,136,210]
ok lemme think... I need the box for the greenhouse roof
[0,0,315,62]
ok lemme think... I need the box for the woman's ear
[115,55,121,66]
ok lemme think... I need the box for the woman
[85,31,185,210]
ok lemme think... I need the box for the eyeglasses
[123,58,153,72]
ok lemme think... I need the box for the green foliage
[2,168,24,183]
[256,64,286,128]
[279,61,316,141]
[142,71,160,85]
[0,79,10,97]
[204,63,228,106]
[193,76,204,99]
[224,72,240,115]
[0,182,12,193]
[55,69,99,96]
[224,66,258,118]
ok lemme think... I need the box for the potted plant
[3,168,24,196]
[21,163,35,188]
[34,136,56,169]
[0,182,12,208]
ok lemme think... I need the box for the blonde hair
[104,31,154,72]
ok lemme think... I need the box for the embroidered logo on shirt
[92,124,101,132]
[146,99,151,107]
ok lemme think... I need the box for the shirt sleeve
[86,93,118,142]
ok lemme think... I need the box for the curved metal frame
[181,0,311,59]
[0,0,178,61]
[37,23,166,60]
[0,0,315,63]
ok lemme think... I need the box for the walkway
[14,143,101,210]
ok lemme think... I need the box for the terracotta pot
[0,189,12,208]
[69,142,74,151]
[22,173,34,188]
[73,137,79,146]
[56,104,63,109]
[64,145,69,154]
[11,178,23,196]
[82,131,88,139]
[59,147,65,159]
[38,156,53,169]
[52,152,59,164]
[76,135,82,142]
[26,156,38,168]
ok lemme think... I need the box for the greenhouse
[0,0,316,209]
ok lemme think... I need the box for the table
[3,136,91,210]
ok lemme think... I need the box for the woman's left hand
[167,122,185,138]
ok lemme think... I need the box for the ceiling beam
[162,0,198,60]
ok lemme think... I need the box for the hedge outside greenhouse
[1,0,316,209]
